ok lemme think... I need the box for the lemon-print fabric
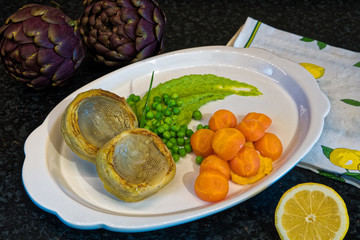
[299,63,325,79]
[228,17,360,188]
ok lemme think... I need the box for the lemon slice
[275,183,349,240]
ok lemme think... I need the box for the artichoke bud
[0,4,86,89]
[79,0,166,66]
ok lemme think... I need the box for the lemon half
[275,183,349,240]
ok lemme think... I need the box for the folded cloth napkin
[227,17,360,188]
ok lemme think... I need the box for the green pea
[161,138,168,144]
[155,103,163,112]
[179,148,186,157]
[173,154,180,162]
[170,124,180,132]
[173,107,180,115]
[155,112,162,120]
[163,94,170,100]
[146,111,154,119]
[172,145,179,154]
[177,137,185,146]
[153,96,162,103]
[192,110,202,120]
[151,101,159,110]
[203,125,210,129]
[163,131,171,139]
[185,138,191,144]
[180,124,188,131]
[166,141,174,149]
[163,95,170,105]
[196,124,204,130]
[176,99,184,107]
[170,131,176,137]
[184,143,192,153]
[128,93,135,101]
[157,125,165,134]
[169,138,177,144]
[169,149,173,155]
[164,109,172,117]
[144,125,151,130]
[162,123,170,131]
[177,130,185,138]
[164,117,173,125]
[171,93,179,99]
[133,95,141,102]
[195,156,204,165]
[146,120,153,127]
[167,99,176,107]
[185,129,194,138]
[153,120,161,127]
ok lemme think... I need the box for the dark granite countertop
[0,0,359,239]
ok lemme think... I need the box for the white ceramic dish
[22,46,330,232]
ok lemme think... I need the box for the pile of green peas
[127,93,141,105]
[127,93,206,162]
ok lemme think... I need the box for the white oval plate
[22,46,330,232]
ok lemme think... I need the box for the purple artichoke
[0,4,86,89]
[79,0,166,66]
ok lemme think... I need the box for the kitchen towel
[227,17,360,188]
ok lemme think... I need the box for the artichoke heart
[61,89,138,163]
[96,128,176,202]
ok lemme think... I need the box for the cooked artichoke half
[96,128,176,202]
[61,89,138,163]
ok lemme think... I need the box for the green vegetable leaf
[300,37,314,42]
[318,170,346,182]
[343,172,360,181]
[341,99,360,106]
[321,145,333,159]
[354,62,360,67]
[317,41,327,50]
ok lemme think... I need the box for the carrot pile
[191,109,283,202]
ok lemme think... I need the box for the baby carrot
[209,109,237,132]
[254,132,283,161]
[212,128,245,161]
[200,155,231,180]
[229,146,260,177]
[236,119,266,141]
[190,128,215,157]
[194,169,229,202]
[242,112,272,129]
[230,155,273,185]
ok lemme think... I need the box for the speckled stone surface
[0,0,359,239]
